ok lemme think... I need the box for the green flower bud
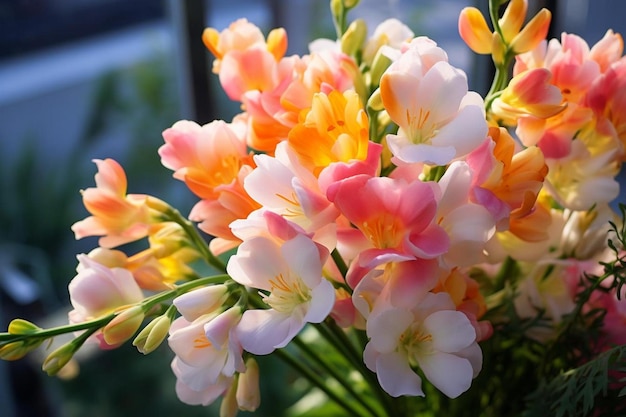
[341,19,367,57]
[8,318,41,335]
[42,341,77,376]
[0,339,42,361]
[132,314,172,354]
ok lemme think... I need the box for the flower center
[263,273,311,313]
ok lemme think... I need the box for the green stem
[331,249,349,280]
[312,321,395,416]
[274,347,370,417]
[292,336,383,417]
[162,206,227,273]
[0,274,231,344]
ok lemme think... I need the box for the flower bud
[8,319,41,335]
[343,0,360,9]
[42,340,77,376]
[267,28,288,61]
[102,305,145,346]
[499,0,527,43]
[133,314,172,354]
[369,48,393,88]
[236,358,260,412]
[510,9,551,54]
[367,88,384,112]
[341,19,367,57]
[220,379,239,417]
[330,0,343,19]
[0,339,42,361]
[491,32,506,66]
[458,7,493,54]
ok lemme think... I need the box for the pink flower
[227,233,335,355]
[68,255,144,349]
[328,174,449,265]
[167,288,246,407]
[244,142,339,236]
[380,37,488,165]
[364,292,481,398]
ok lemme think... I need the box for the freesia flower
[71,158,162,248]
[380,38,488,165]
[287,89,370,177]
[159,118,260,253]
[364,292,481,398]
[68,255,144,349]
[227,233,335,355]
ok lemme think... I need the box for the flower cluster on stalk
[2,1,626,416]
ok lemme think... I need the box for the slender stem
[274,347,370,417]
[331,249,349,280]
[323,320,395,415]
[0,274,231,344]
[292,336,383,417]
[0,314,114,343]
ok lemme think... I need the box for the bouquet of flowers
[2,0,626,415]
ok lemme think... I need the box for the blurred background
[0,0,624,416]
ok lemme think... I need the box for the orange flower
[288,89,369,176]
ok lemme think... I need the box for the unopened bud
[341,19,367,57]
[499,0,527,42]
[343,0,360,9]
[367,88,384,112]
[492,32,506,66]
[132,314,171,354]
[220,379,239,417]
[369,48,393,88]
[511,9,551,54]
[42,340,77,376]
[102,305,145,346]
[0,339,42,361]
[236,358,261,411]
[8,319,41,335]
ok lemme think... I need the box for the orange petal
[458,7,493,54]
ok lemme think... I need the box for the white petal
[376,351,424,397]
[418,351,473,398]
[282,234,323,288]
[431,104,488,157]
[236,309,303,355]
[367,307,412,353]
[304,278,336,323]
[424,310,476,353]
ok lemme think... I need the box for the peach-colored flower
[159,119,260,253]
[71,159,161,248]
[380,37,488,166]
[203,18,287,71]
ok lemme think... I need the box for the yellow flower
[288,89,369,176]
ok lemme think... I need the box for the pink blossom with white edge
[68,254,144,349]
[380,38,488,166]
[364,292,482,398]
[227,233,335,355]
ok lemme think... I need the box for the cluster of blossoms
[2,0,626,416]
